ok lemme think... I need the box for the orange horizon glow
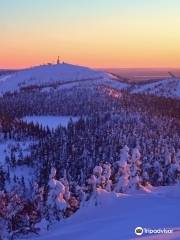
[1,0,180,69]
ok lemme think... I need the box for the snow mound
[131,78,180,99]
[86,188,119,207]
[30,187,180,240]
[0,63,107,94]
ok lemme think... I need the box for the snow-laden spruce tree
[60,170,71,202]
[105,178,113,192]
[47,167,68,222]
[86,164,107,205]
[87,173,98,193]
[75,184,86,207]
[103,163,112,181]
[164,146,172,166]
[93,165,104,188]
[167,152,180,184]
[87,165,115,206]
[176,149,180,162]
[114,145,130,193]
[31,182,44,213]
[128,146,142,191]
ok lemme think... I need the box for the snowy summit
[0,63,107,94]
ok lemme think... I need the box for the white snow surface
[102,78,129,90]
[31,185,180,240]
[0,140,35,186]
[23,116,79,129]
[0,64,180,99]
[0,63,131,95]
[0,74,12,83]
[0,63,107,94]
[0,140,31,164]
[131,78,180,99]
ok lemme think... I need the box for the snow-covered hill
[131,78,180,99]
[0,63,180,100]
[31,186,180,240]
[0,63,109,94]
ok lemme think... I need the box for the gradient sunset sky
[1,0,180,69]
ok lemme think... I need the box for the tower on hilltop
[57,56,60,64]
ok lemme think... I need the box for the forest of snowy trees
[0,85,180,239]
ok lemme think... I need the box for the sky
[0,0,180,69]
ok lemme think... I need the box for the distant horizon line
[0,62,180,71]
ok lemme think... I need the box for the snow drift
[31,186,180,240]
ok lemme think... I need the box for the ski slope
[31,185,180,240]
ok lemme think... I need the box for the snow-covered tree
[47,168,68,222]
[128,146,142,191]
